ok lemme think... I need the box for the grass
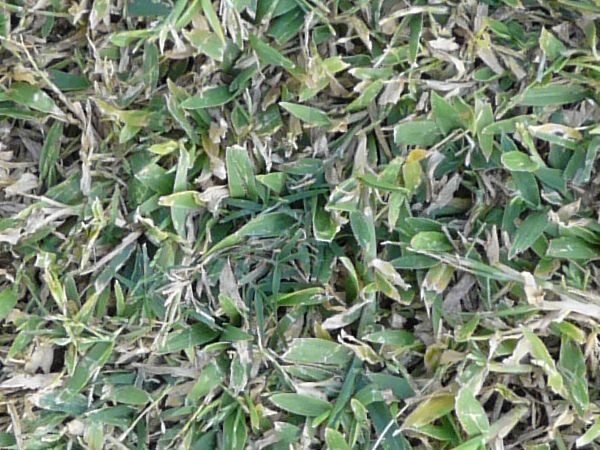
[1,0,600,449]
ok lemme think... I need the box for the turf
[1,1,600,449]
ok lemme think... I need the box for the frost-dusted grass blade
[280,102,331,127]
[270,393,331,417]
[509,210,550,259]
[7,82,63,116]
[0,287,17,321]
[516,84,588,106]
[394,120,443,146]
[181,85,236,109]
